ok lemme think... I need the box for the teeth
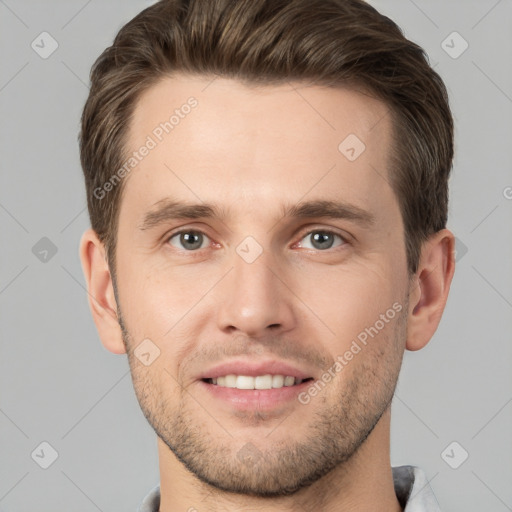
[272,375,284,388]
[224,375,236,387]
[237,375,256,389]
[284,376,295,386]
[209,374,303,389]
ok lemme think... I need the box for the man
[78,0,455,510]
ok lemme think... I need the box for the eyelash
[165,227,349,253]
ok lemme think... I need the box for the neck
[158,408,401,512]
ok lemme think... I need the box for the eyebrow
[138,198,375,231]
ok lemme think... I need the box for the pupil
[181,232,202,250]
[312,232,333,249]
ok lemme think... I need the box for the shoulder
[137,484,160,512]
[392,465,442,511]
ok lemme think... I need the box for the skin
[80,75,455,511]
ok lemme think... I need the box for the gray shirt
[138,465,441,511]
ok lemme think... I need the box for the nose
[215,245,297,338]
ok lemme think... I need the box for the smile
[202,374,313,390]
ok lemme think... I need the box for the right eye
[167,230,211,251]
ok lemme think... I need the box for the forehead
[120,75,397,227]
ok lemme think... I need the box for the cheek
[323,301,406,402]
[118,259,211,338]
[129,357,173,421]
[300,263,401,341]
[119,261,222,387]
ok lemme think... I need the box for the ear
[79,228,126,354]
[406,228,456,351]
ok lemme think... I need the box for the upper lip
[197,359,316,380]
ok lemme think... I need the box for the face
[114,76,411,496]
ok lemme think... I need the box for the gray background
[1,0,511,510]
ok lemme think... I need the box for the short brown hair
[79,0,453,277]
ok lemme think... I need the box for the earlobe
[406,229,456,351]
[79,228,127,355]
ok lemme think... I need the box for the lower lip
[198,379,312,410]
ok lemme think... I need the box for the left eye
[298,230,345,250]
[168,231,210,251]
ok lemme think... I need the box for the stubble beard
[119,297,408,498]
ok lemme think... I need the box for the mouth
[201,374,314,390]
[196,360,317,410]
